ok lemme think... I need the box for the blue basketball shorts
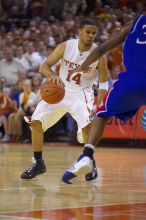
[96,71,146,121]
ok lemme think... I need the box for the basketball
[40,80,65,104]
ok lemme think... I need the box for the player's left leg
[62,89,99,183]
[62,124,98,184]
[80,125,98,182]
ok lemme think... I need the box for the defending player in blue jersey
[62,14,146,184]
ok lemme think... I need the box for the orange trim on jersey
[83,89,91,114]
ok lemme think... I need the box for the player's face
[79,25,97,46]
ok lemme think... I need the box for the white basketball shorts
[31,87,94,139]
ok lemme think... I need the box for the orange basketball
[40,80,65,104]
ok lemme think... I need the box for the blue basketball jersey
[95,14,146,121]
[123,15,146,73]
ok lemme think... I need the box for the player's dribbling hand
[48,75,64,87]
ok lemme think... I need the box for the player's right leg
[21,120,46,179]
[21,157,46,179]
[20,99,66,179]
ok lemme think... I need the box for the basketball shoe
[62,154,97,184]
[21,157,46,179]
[85,159,98,181]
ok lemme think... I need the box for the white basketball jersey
[59,39,99,90]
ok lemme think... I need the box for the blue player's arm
[80,21,133,72]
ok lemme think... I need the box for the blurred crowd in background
[0,0,145,143]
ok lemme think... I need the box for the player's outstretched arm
[80,21,133,72]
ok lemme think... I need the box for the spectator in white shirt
[15,46,30,71]
[23,41,42,77]
[0,47,26,86]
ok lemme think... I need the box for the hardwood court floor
[0,142,146,220]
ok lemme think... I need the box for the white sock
[85,144,95,150]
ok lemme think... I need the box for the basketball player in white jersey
[21,18,109,183]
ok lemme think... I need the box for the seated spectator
[37,41,48,61]
[23,41,42,78]
[107,46,123,72]
[31,75,42,93]
[8,79,38,142]
[15,46,30,72]
[0,47,26,86]
[0,91,17,142]
[0,76,8,92]
[0,50,4,60]
[11,79,24,108]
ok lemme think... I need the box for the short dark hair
[79,18,97,29]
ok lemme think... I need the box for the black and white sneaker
[21,157,46,179]
[62,154,93,184]
[85,159,98,181]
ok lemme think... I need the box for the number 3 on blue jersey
[136,24,146,44]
